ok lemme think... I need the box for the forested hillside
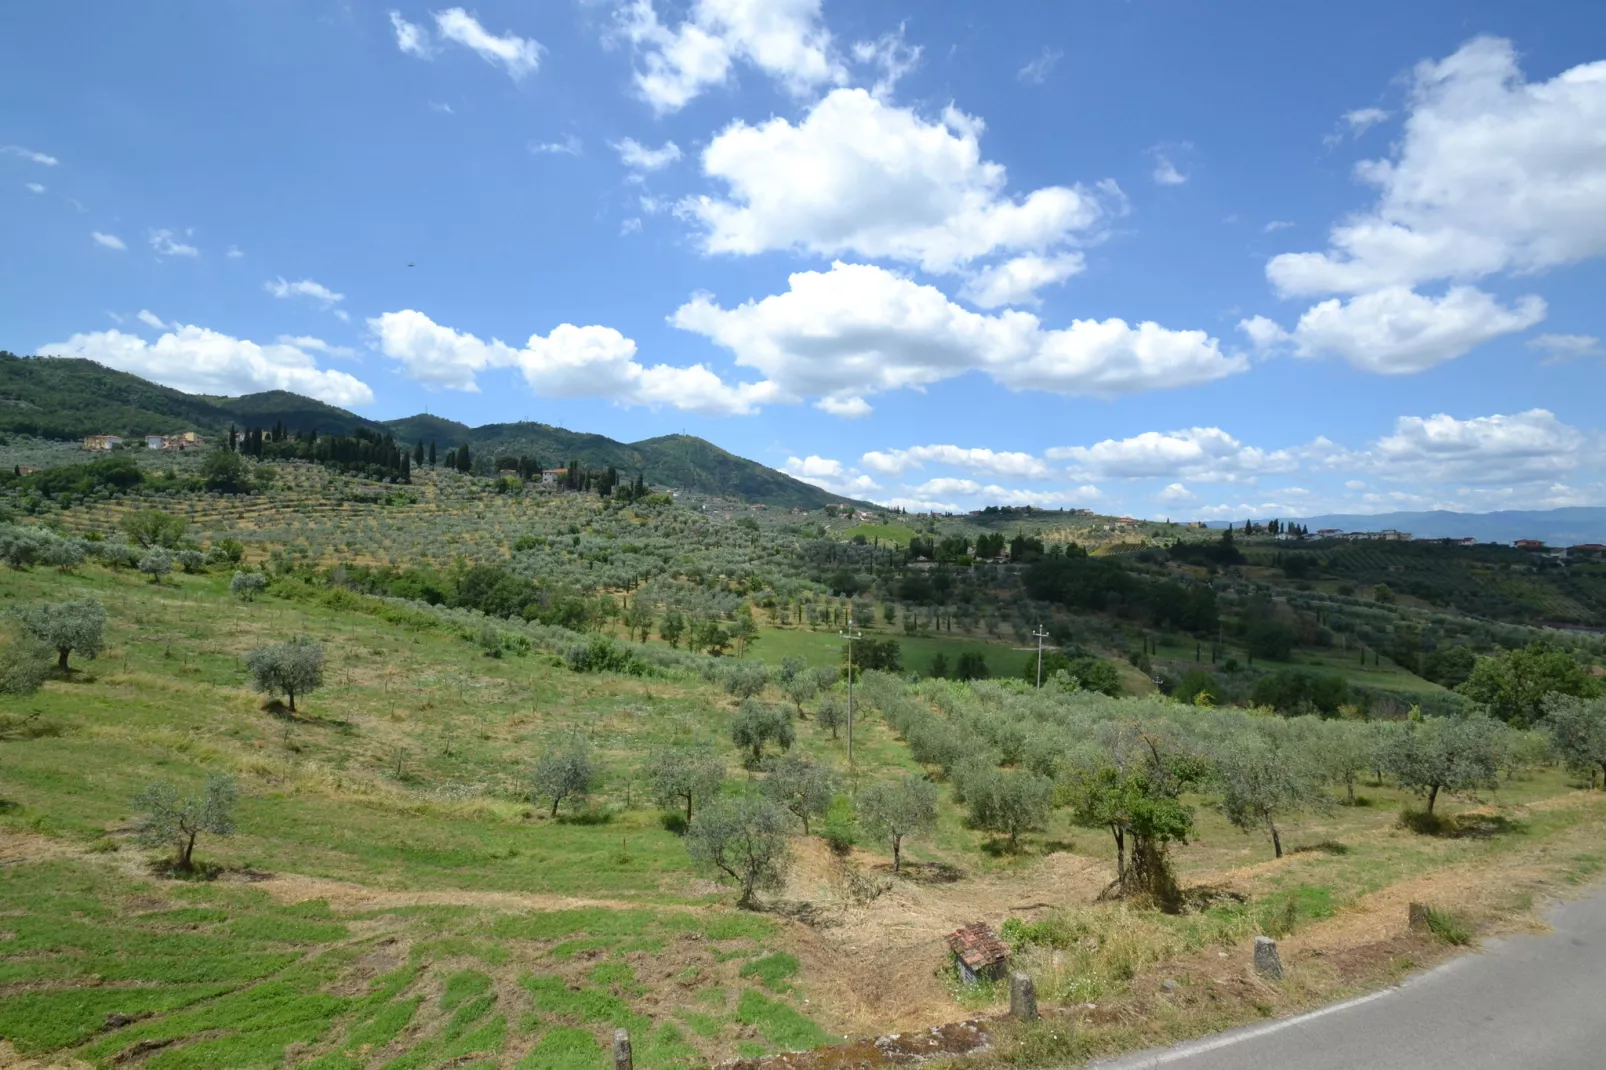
[0,354,859,509]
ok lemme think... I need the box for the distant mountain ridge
[0,352,863,510]
[1208,508,1606,546]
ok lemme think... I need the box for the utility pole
[1032,625,1050,688]
[838,615,863,765]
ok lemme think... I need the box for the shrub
[820,795,859,855]
[0,622,53,695]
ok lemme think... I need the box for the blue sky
[4,0,1604,520]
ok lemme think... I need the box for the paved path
[1092,886,1606,1070]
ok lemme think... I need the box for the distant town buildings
[84,432,202,451]
[1312,528,1414,542]
[1513,539,1547,551]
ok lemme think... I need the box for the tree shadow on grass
[1399,809,1527,838]
[261,700,352,730]
[1291,840,1351,856]
[892,861,965,885]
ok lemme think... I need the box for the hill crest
[0,352,863,510]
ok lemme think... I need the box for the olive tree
[1545,695,1606,789]
[1215,734,1324,858]
[815,693,847,740]
[230,571,268,601]
[685,795,792,909]
[138,547,173,584]
[859,775,939,873]
[731,699,794,765]
[1317,719,1381,805]
[761,753,835,834]
[120,509,187,549]
[963,767,1054,849]
[16,598,105,671]
[246,637,325,713]
[132,774,238,871]
[531,740,597,817]
[1066,726,1204,906]
[782,670,819,719]
[723,661,769,701]
[645,746,727,823]
[1384,714,1504,816]
[41,536,87,572]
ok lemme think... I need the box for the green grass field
[751,624,1035,680]
[4,558,1606,1069]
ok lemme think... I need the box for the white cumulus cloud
[613,0,845,114]
[40,326,373,407]
[672,262,1245,413]
[1366,409,1593,485]
[1271,37,1606,298]
[91,231,126,251]
[859,445,1050,479]
[959,253,1085,309]
[1284,285,1546,374]
[1047,427,1298,482]
[368,309,777,415]
[687,88,1118,273]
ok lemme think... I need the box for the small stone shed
[946,921,1009,984]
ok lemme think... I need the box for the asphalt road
[1091,885,1606,1070]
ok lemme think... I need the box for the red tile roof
[946,922,1009,971]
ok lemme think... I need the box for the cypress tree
[428,440,436,466]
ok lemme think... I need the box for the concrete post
[1408,902,1430,933]
[1253,936,1284,981]
[613,1028,632,1070]
[1010,972,1039,1021]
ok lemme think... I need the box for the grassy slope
[4,562,1606,1069]
[0,564,828,1068]
[0,357,860,510]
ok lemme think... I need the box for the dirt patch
[716,1019,993,1069]
[0,1040,93,1070]
[0,828,80,866]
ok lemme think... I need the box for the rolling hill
[1209,509,1606,547]
[0,352,861,510]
